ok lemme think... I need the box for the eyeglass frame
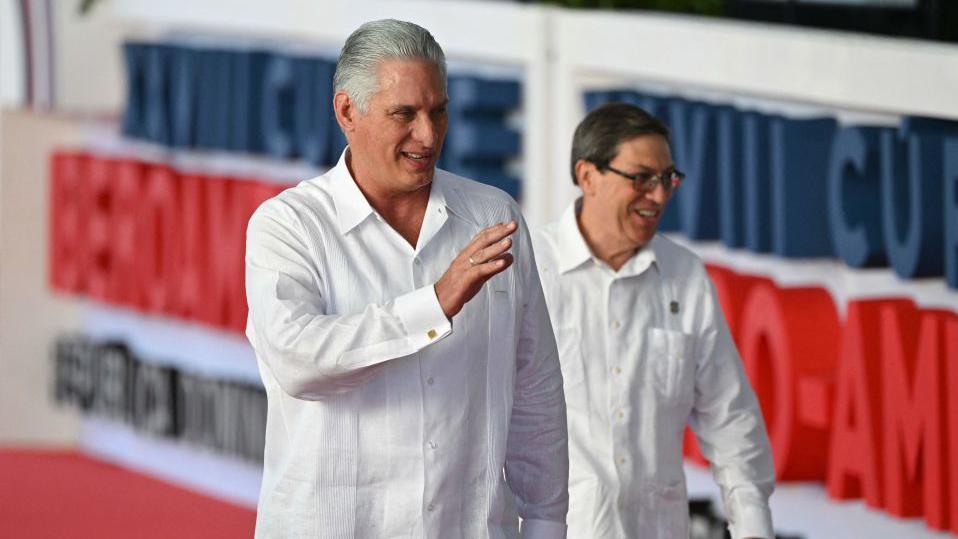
[600,164,686,193]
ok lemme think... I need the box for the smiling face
[335,58,448,196]
[579,134,675,253]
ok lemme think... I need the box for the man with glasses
[533,102,775,538]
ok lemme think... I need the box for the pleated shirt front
[245,154,568,539]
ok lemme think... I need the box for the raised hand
[434,220,517,318]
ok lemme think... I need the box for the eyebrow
[388,99,449,113]
[629,164,675,173]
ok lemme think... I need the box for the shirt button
[611,320,621,330]
[427,503,435,511]
[618,457,626,465]
[414,259,422,266]
[427,441,437,450]
[612,367,621,375]
[426,377,434,386]
[617,410,625,419]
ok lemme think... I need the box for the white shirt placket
[603,271,633,509]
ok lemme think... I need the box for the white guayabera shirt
[533,201,775,539]
[245,152,569,539]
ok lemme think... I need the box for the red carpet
[0,449,256,538]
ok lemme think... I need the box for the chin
[405,171,435,190]
[629,233,655,250]
[415,167,436,182]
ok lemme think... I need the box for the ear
[575,159,600,196]
[333,91,356,133]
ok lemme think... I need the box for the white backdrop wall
[104,0,958,227]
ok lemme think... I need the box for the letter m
[881,302,949,529]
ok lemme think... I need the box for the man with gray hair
[245,19,569,538]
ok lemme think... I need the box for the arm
[688,275,775,539]
[504,217,570,539]
[245,202,451,400]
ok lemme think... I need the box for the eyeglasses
[601,165,685,193]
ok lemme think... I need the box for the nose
[411,113,439,148]
[643,181,670,205]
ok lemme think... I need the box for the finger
[467,220,517,252]
[474,253,514,278]
[471,236,512,266]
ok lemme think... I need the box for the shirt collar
[618,236,658,279]
[556,199,595,274]
[433,172,481,229]
[415,175,453,253]
[556,198,659,277]
[328,148,462,236]
[328,148,375,235]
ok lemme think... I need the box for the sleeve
[687,270,776,539]
[503,214,570,538]
[244,201,451,400]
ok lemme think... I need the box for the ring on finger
[469,256,477,266]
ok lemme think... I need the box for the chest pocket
[647,327,695,403]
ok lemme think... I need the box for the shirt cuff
[520,519,566,539]
[393,285,452,349]
[728,499,774,539]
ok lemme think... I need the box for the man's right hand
[434,220,517,319]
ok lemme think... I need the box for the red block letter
[880,304,949,527]
[136,164,181,314]
[175,173,209,321]
[827,299,906,508]
[83,155,116,302]
[109,159,144,307]
[946,313,958,535]
[739,282,840,480]
[49,152,88,293]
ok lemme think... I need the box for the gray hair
[571,102,670,185]
[334,19,447,113]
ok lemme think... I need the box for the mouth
[401,150,434,169]
[634,207,661,220]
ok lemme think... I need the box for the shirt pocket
[647,327,695,404]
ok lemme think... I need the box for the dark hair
[570,102,670,185]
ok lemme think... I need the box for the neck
[577,203,637,272]
[346,150,430,247]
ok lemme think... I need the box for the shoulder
[531,221,562,269]
[259,172,333,214]
[652,234,709,282]
[435,169,522,224]
[248,172,335,239]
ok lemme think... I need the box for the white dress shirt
[245,152,568,539]
[533,201,774,539]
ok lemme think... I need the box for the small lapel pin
[670,301,680,314]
